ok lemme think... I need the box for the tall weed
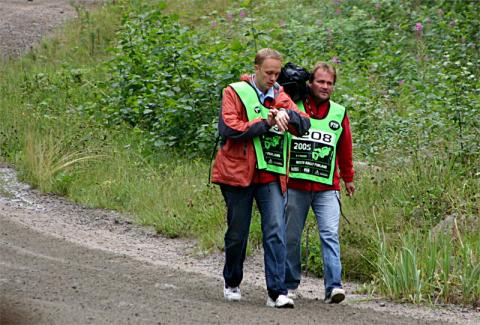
[19,129,103,193]
[373,228,479,305]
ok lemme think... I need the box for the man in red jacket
[285,62,355,304]
[211,48,310,308]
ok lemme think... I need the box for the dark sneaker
[325,287,345,304]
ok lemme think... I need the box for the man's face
[310,69,334,102]
[254,58,282,93]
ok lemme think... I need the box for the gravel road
[0,1,478,324]
[0,0,98,58]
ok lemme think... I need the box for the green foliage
[374,229,480,305]
[95,0,479,165]
[100,6,251,155]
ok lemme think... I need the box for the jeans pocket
[335,190,340,200]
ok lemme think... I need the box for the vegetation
[0,0,478,306]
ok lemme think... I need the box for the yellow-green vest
[230,81,288,175]
[288,100,345,185]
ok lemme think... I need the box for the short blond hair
[254,48,283,65]
[310,62,337,84]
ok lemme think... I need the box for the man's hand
[267,108,278,126]
[345,181,355,197]
[274,109,290,132]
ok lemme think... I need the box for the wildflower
[414,22,423,39]
[331,56,341,64]
[279,20,286,28]
[226,12,233,21]
[239,9,246,18]
[437,8,444,17]
[211,20,217,28]
[335,8,342,15]
[375,3,381,10]
[398,79,405,86]
[449,20,456,27]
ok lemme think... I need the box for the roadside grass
[374,229,480,305]
[302,156,479,304]
[0,177,13,199]
[19,126,106,193]
[0,0,478,307]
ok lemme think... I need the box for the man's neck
[313,97,329,106]
[256,83,268,94]
[252,75,268,94]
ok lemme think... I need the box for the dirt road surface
[1,210,436,325]
[0,1,479,324]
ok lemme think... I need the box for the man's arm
[338,112,355,196]
[218,86,270,139]
[274,92,310,136]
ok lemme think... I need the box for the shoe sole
[326,293,345,304]
[224,296,241,302]
[276,303,294,309]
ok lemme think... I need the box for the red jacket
[288,95,354,192]
[211,75,310,192]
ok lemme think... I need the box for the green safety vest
[288,100,345,185]
[229,81,287,175]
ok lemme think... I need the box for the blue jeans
[221,182,288,300]
[285,189,342,298]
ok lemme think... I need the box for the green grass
[373,229,479,305]
[0,176,13,199]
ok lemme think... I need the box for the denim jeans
[285,188,342,298]
[221,182,288,299]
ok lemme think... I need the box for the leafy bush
[101,5,252,155]
[98,0,479,166]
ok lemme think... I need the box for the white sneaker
[325,287,345,304]
[224,285,241,301]
[266,294,294,308]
